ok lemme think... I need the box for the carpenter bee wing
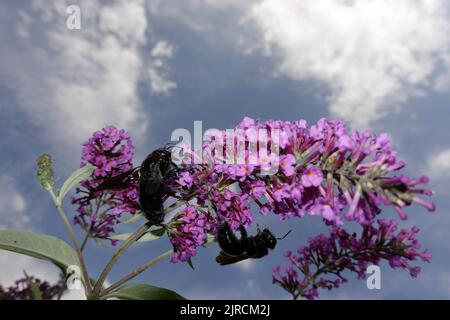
[96,167,141,191]
[215,251,250,266]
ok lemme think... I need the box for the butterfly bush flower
[301,165,323,187]
[272,220,431,300]
[71,126,139,240]
[167,206,212,263]
[279,154,297,177]
[210,188,253,230]
[176,171,194,188]
[173,117,434,229]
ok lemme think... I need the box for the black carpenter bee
[96,145,178,226]
[215,222,291,265]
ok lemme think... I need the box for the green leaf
[122,212,144,224]
[104,284,185,300]
[108,228,165,242]
[28,281,43,300]
[24,271,43,300]
[187,258,195,271]
[0,230,80,272]
[57,164,95,205]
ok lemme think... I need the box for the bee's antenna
[277,230,292,240]
[165,142,184,150]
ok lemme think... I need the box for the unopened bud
[37,154,55,190]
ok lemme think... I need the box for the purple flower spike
[71,125,139,241]
[273,220,431,299]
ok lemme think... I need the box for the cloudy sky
[1,0,450,299]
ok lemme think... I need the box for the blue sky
[0,0,450,299]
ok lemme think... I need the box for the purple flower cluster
[210,188,253,230]
[165,117,434,297]
[0,276,62,300]
[71,126,139,240]
[173,117,434,228]
[168,206,212,263]
[272,220,431,299]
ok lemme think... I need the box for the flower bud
[36,154,55,190]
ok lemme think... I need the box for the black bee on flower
[215,222,291,265]
[96,145,179,226]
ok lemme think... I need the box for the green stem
[93,223,150,295]
[48,189,92,296]
[99,249,173,298]
[80,234,90,252]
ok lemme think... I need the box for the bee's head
[154,147,172,159]
[261,229,277,249]
[142,147,172,168]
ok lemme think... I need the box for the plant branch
[93,222,150,295]
[99,249,173,298]
[80,234,90,252]
[48,189,92,296]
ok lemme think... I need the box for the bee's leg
[168,163,181,174]
[165,193,190,207]
[239,224,248,240]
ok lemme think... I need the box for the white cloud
[427,148,450,180]
[147,0,254,39]
[247,0,450,127]
[151,40,174,58]
[0,0,176,154]
[0,176,30,229]
[148,41,177,94]
[146,0,450,127]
